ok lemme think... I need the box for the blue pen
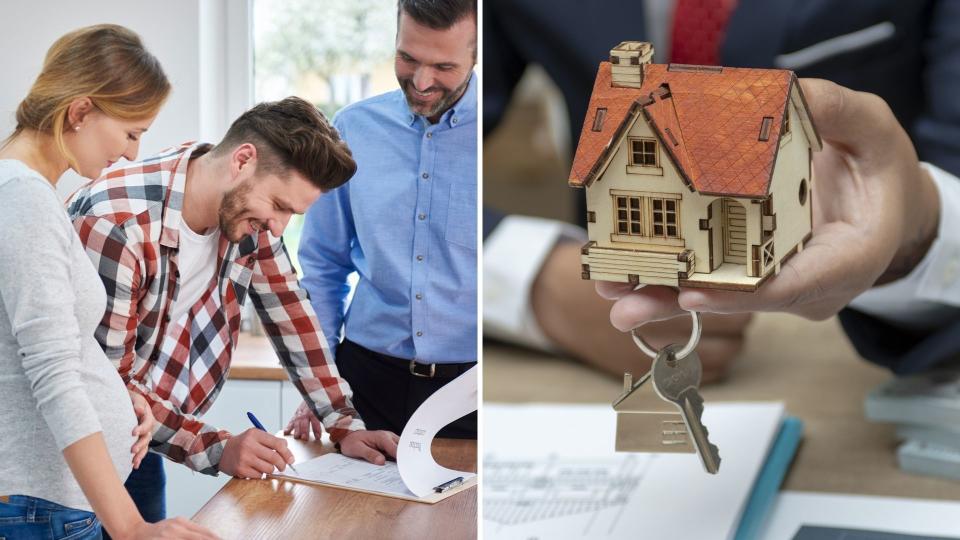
[246,411,299,474]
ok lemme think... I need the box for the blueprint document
[484,402,785,540]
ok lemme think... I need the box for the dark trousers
[335,339,477,438]
[103,452,166,539]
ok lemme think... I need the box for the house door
[722,199,746,264]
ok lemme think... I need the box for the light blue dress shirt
[299,73,478,364]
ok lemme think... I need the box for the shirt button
[426,132,433,139]
[416,255,424,261]
[452,117,459,124]
[415,293,423,300]
[418,213,426,220]
[416,331,423,337]
[421,172,430,180]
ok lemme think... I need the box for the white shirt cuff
[483,215,587,351]
[849,162,960,329]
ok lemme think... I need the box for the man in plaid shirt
[67,97,398,521]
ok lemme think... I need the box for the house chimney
[623,372,633,393]
[610,41,653,89]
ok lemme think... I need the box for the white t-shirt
[170,217,220,322]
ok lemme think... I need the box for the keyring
[631,310,702,359]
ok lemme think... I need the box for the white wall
[0,0,250,196]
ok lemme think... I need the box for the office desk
[485,313,960,500]
[192,437,477,539]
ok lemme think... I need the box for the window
[611,194,680,240]
[629,138,658,167]
[253,0,398,272]
[592,108,607,131]
[650,198,679,238]
[758,116,773,141]
[615,196,643,236]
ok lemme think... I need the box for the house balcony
[580,241,694,286]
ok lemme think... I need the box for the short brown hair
[7,24,170,169]
[398,0,476,29]
[212,97,356,191]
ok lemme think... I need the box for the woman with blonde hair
[0,24,216,539]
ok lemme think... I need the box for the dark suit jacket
[484,0,960,374]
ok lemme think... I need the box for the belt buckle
[409,360,436,378]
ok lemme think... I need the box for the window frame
[609,190,682,245]
[627,137,659,167]
[614,195,645,236]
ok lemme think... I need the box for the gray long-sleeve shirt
[0,159,136,511]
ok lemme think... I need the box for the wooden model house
[571,42,822,291]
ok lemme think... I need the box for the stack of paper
[483,402,794,540]
[865,367,960,481]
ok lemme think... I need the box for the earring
[73,126,79,131]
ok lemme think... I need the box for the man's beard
[218,179,256,242]
[399,73,471,119]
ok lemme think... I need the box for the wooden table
[193,437,477,539]
[485,313,960,500]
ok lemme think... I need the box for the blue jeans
[0,495,101,540]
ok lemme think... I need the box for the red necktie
[669,0,738,65]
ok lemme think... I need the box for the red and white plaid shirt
[66,142,363,475]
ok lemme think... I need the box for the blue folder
[733,416,805,540]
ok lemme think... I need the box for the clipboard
[270,452,477,504]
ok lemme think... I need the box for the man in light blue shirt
[285,0,477,439]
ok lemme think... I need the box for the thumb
[798,78,898,161]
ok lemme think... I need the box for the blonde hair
[6,24,170,168]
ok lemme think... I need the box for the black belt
[343,339,475,379]
[406,358,476,378]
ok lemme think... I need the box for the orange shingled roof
[569,62,808,198]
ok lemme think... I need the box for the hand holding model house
[583,48,937,327]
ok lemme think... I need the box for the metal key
[652,344,722,474]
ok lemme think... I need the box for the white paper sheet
[275,367,478,500]
[398,365,479,496]
[760,492,960,539]
[483,402,785,540]
[276,452,415,497]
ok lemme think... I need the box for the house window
[592,108,607,131]
[629,138,658,167]
[615,196,643,235]
[759,117,773,141]
[650,198,679,238]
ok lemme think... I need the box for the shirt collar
[159,142,203,249]
[404,71,477,128]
